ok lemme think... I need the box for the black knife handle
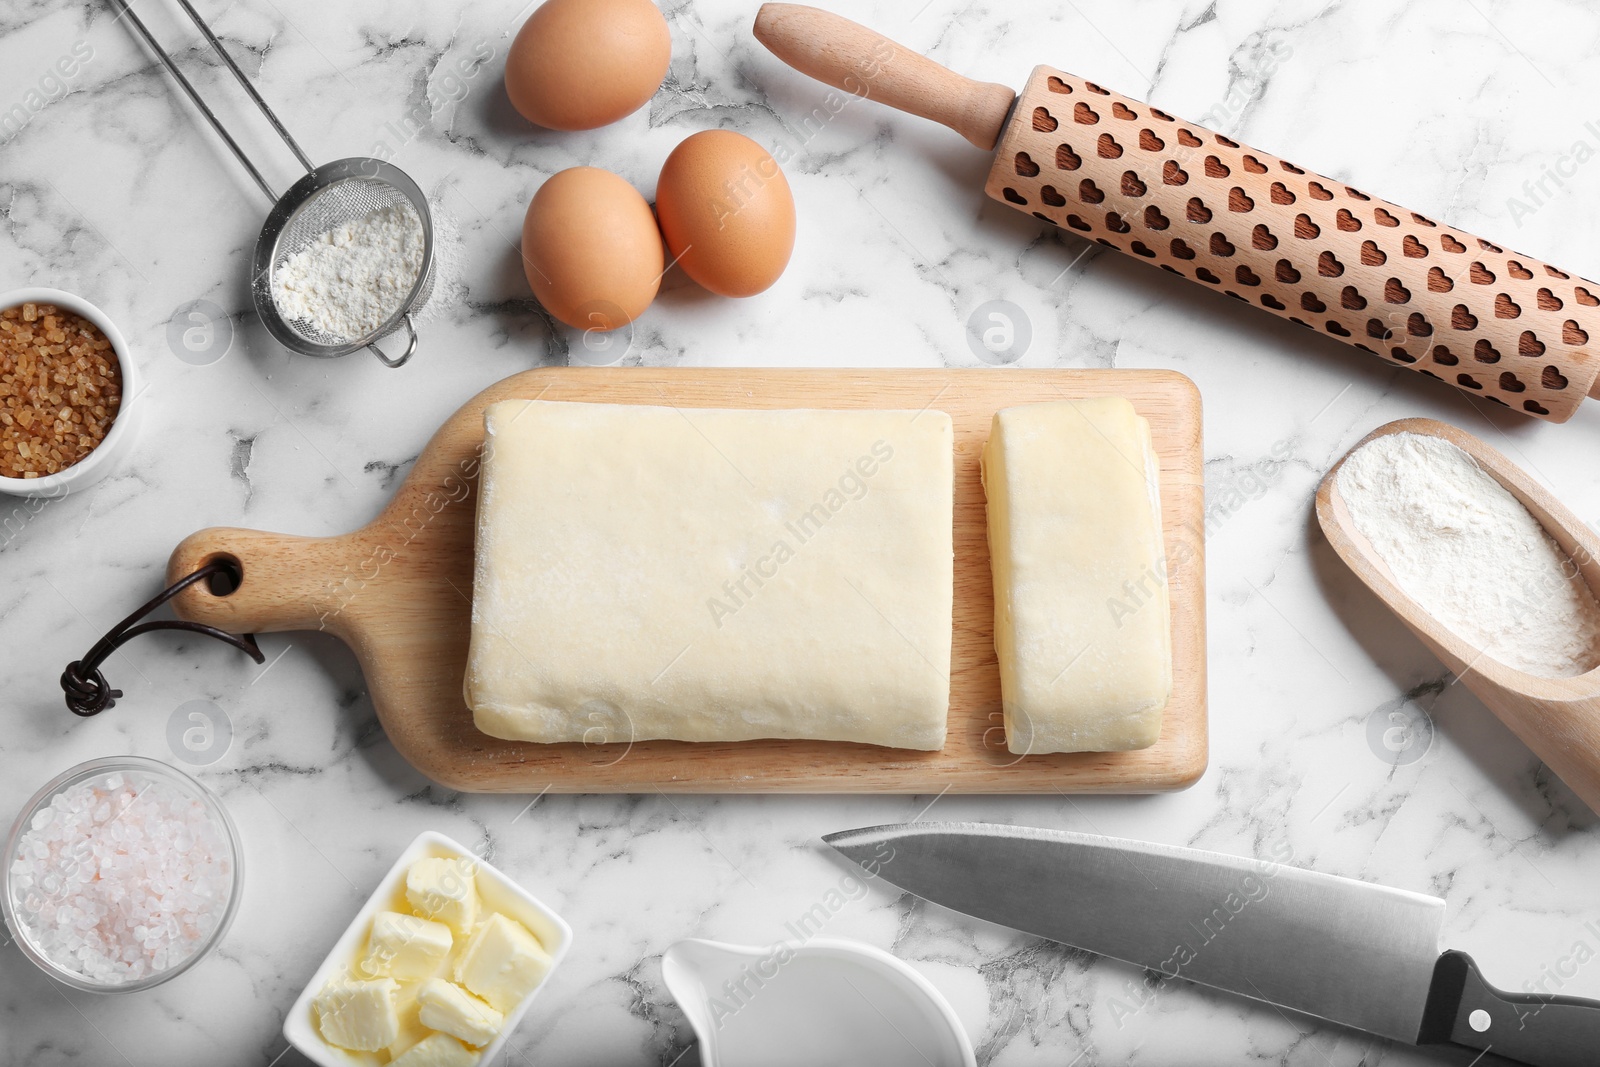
[1418,950,1600,1066]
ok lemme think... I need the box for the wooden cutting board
[167,368,1206,793]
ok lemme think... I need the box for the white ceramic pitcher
[661,938,976,1067]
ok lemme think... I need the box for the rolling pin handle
[753,3,1016,151]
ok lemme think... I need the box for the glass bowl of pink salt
[3,756,242,993]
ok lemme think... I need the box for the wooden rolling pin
[754,4,1600,422]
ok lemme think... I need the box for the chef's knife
[753,4,1600,423]
[825,822,1599,1066]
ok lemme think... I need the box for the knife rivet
[1468,1009,1492,1032]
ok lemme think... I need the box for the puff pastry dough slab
[981,398,1170,754]
[465,400,953,750]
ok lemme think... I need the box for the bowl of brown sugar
[0,288,140,497]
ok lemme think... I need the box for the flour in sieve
[1337,432,1600,678]
[271,201,424,342]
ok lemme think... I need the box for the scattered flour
[1337,431,1600,678]
[409,204,462,329]
[272,201,425,342]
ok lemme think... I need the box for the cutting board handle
[166,526,362,637]
[753,3,1015,150]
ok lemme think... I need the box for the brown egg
[521,167,663,330]
[505,0,671,131]
[655,130,796,297]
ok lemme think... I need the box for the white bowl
[283,831,573,1067]
[0,287,142,498]
[662,938,976,1067]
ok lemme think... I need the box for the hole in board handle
[200,554,243,597]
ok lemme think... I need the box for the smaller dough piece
[981,398,1171,754]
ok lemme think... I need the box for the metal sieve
[250,159,433,364]
[111,0,433,367]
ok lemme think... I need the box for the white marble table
[2,0,1599,1064]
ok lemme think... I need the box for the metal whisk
[111,0,433,367]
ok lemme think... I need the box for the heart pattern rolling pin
[754,5,1600,422]
[994,67,1598,421]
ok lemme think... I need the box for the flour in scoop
[272,202,424,342]
[1337,432,1600,678]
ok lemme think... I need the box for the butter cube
[360,910,453,980]
[406,857,481,934]
[391,1033,482,1067]
[417,978,503,1047]
[454,912,553,1012]
[388,982,430,1060]
[312,977,400,1052]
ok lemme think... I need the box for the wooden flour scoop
[754,5,1600,422]
[1317,419,1600,813]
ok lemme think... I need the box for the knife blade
[824,822,1600,1067]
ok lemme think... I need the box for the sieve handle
[173,0,315,174]
[109,0,314,200]
[368,314,418,369]
[110,0,276,199]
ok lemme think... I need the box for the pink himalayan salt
[7,771,233,985]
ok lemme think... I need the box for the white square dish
[282,831,572,1066]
